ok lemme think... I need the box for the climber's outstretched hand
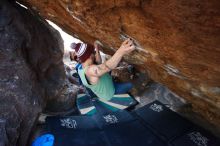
[118,38,135,55]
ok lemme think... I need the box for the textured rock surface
[17,0,220,127]
[0,1,76,145]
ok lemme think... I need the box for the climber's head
[70,42,95,63]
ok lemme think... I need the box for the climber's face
[69,51,77,61]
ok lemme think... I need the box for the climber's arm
[86,39,135,77]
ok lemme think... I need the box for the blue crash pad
[31,100,220,146]
[45,110,166,146]
[46,114,107,146]
[32,134,54,146]
[171,127,220,146]
[134,100,220,146]
[134,100,193,141]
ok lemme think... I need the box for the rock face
[17,0,220,127]
[0,1,76,145]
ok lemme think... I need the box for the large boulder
[0,1,76,145]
